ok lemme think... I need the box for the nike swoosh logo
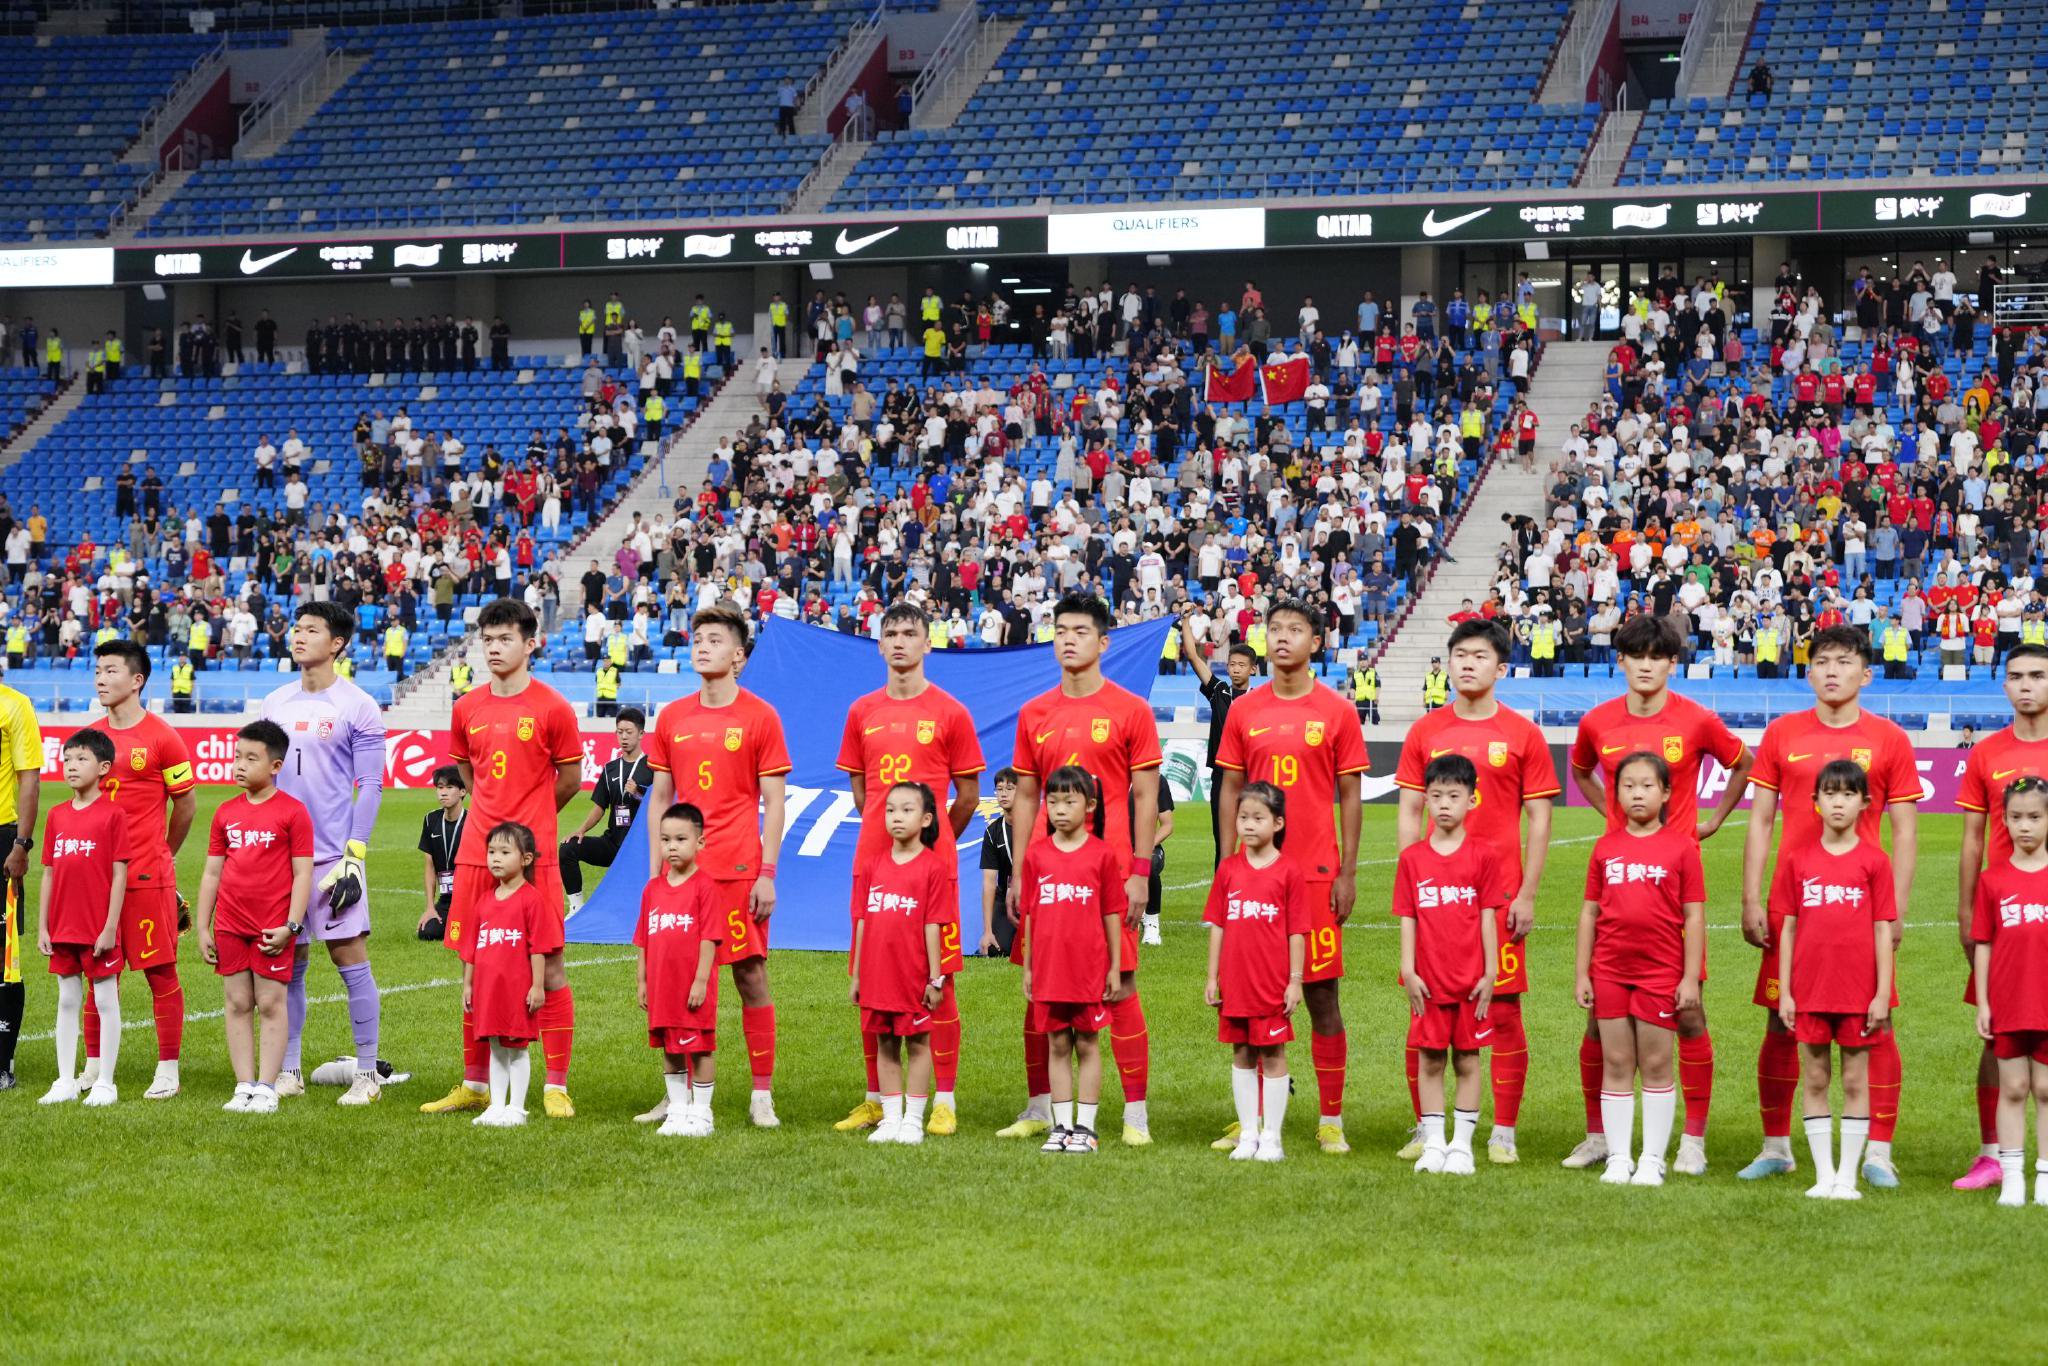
[677,1034,698,1047]
[865,725,887,734]
[1430,748,1454,759]
[834,227,900,256]
[1249,726,1272,736]
[1473,1028,1493,1040]
[1034,730,1056,744]
[1994,769,2019,780]
[1787,753,1813,762]
[1601,744,1626,754]
[467,724,488,734]
[1657,1010,1675,1019]
[1268,1025,1286,1038]
[239,247,296,275]
[1422,208,1490,238]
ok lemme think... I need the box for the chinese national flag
[1259,354,1311,405]
[1203,355,1257,404]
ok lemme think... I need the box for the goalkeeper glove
[320,840,368,917]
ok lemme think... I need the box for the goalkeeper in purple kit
[260,603,390,1105]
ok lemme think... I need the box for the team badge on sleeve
[1488,740,1509,767]
[1091,718,1111,743]
[516,717,535,741]
[1305,721,1325,747]
[724,727,743,752]
[1663,735,1684,763]
[1852,747,1872,770]
[916,719,936,745]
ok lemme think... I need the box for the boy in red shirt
[35,730,128,1107]
[1394,754,1513,1176]
[195,721,316,1115]
[638,803,720,1139]
[1774,760,1898,1200]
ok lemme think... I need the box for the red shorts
[1492,904,1528,995]
[1407,996,1490,1051]
[215,929,293,982]
[1592,977,1681,1029]
[1218,1013,1293,1046]
[862,1006,934,1038]
[447,862,566,957]
[1303,881,1342,982]
[48,941,122,980]
[1992,1030,2048,1064]
[708,876,767,965]
[1794,1010,1888,1048]
[122,883,179,971]
[648,1026,717,1056]
[1030,1000,1110,1035]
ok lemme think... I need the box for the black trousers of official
[560,834,622,896]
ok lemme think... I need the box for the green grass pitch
[0,784,2034,1361]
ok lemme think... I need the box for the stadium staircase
[232,49,370,164]
[1678,0,1764,100]
[1372,340,1611,724]
[0,375,84,478]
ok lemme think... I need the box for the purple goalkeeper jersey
[261,675,387,864]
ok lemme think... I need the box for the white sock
[935,1090,955,1111]
[1419,1112,1445,1149]
[906,1093,928,1127]
[1451,1108,1478,1153]
[1261,1074,1289,1141]
[507,1048,531,1112]
[881,1093,904,1126]
[1077,1101,1098,1132]
[1865,1138,1891,1164]
[1762,1133,1794,1159]
[1025,1092,1052,1120]
[543,1081,566,1094]
[1804,1115,1837,1188]
[92,976,122,1081]
[864,1089,881,1105]
[1981,1141,1999,1158]
[154,1058,179,1085]
[751,1087,773,1103]
[488,1044,510,1110]
[1640,1084,1677,1167]
[1320,1112,1343,1129]
[1491,1123,1516,1146]
[463,1078,488,1095]
[52,976,82,1084]
[691,1082,714,1117]
[1143,913,1160,931]
[1231,1066,1259,1134]
[664,1072,690,1113]
[1601,1089,1636,1163]
[2036,1158,2048,1204]
[1837,1115,1869,1187]
[2000,1148,2025,1200]
[1055,1099,1075,1128]
[1123,1099,1148,1130]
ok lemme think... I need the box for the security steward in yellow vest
[450,660,473,697]
[689,298,712,350]
[336,654,355,681]
[1527,615,1558,677]
[1881,617,1913,680]
[1422,658,1450,710]
[383,622,409,681]
[4,623,25,670]
[103,332,123,381]
[711,315,735,374]
[187,616,210,669]
[44,333,63,383]
[684,346,704,399]
[169,658,195,713]
[643,390,666,443]
[593,660,620,718]
[1755,620,1781,679]
[1351,662,1379,725]
[85,343,105,395]
[767,294,790,359]
[1246,620,1268,675]
[577,301,597,356]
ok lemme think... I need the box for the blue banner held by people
[566,614,1177,949]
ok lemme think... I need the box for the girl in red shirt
[849,782,952,1147]
[1203,783,1307,1163]
[1970,777,2048,1207]
[1575,753,1706,1187]
[463,822,559,1128]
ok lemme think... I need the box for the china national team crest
[1487,740,1509,768]
[916,719,936,745]
[1851,747,1873,770]
[315,717,336,740]
[516,717,535,742]
[1662,735,1683,763]
[724,726,743,752]
[1091,718,1110,743]
[1305,720,1325,747]
[129,747,147,772]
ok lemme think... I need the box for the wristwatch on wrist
[284,920,304,936]
[12,836,30,851]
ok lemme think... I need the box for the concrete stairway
[1373,341,1611,722]
[234,52,367,163]
[0,376,84,478]
[785,135,868,214]
[112,165,195,240]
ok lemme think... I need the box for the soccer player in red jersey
[642,603,792,1128]
[1739,625,1919,1185]
[1394,619,1558,1164]
[1953,643,2048,1189]
[1564,614,1751,1175]
[1969,776,2048,1206]
[1211,599,1365,1154]
[1002,594,1162,1145]
[832,603,983,1137]
[420,599,584,1119]
[77,640,196,1101]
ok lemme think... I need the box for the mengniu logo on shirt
[1488,740,1509,768]
[724,727,744,752]
[1304,721,1325,747]
[1090,718,1110,743]
[916,719,936,745]
[1663,735,1684,763]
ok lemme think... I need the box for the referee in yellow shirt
[0,678,42,1088]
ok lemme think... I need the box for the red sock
[83,988,100,1060]
[1757,1027,1799,1139]
[539,986,574,1088]
[1978,1082,2001,1145]
[1679,1030,1715,1139]
[1310,1031,1346,1120]
[862,1028,880,1093]
[1404,1044,1421,1119]
[1868,1028,1902,1143]
[931,977,960,1094]
[1023,1021,1049,1097]
[1488,998,1528,1127]
[1108,992,1149,1102]
[463,1007,488,1084]
[1579,1033,1604,1132]
[742,1003,776,1089]
[145,964,183,1062]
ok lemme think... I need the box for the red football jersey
[855,845,955,1013]
[644,688,793,881]
[206,790,315,936]
[1395,703,1560,874]
[1971,859,2048,1032]
[1201,850,1310,1016]
[1569,692,1746,833]
[1750,708,1920,854]
[449,680,582,867]
[1583,825,1707,990]
[467,882,565,1036]
[1391,834,1515,995]
[1018,834,1127,1003]
[836,684,985,873]
[1214,682,1369,881]
[1956,726,2048,867]
[85,712,195,890]
[635,871,719,1030]
[40,797,130,945]
[1013,680,1163,866]
[1771,840,1898,1012]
